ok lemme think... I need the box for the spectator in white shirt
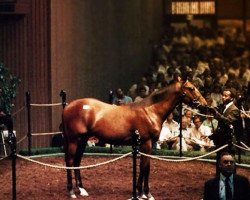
[158,112,179,149]
[190,115,214,152]
[172,116,193,151]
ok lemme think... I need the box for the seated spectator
[189,115,214,152]
[172,116,193,151]
[218,66,228,86]
[202,110,218,133]
[211,83,223,105]
[156,72,168,89]
[148,81,158,95]
[158,112,179,149]
[128,76,149,100]
[134,85,148,103]
[87,137,99,147]
[205,92,218,108]
[112,88,132,105]
[203,152,250,200]
[183,108,194,128]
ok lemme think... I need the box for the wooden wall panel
[0,0,167,151]
[217,0,244,19]
[50,0,165,133]
[0,0,52,151]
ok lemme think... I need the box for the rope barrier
[240,141,250,149]
[240,107,250,118]
[12,106,25,117]
[31,131,62,136]
[6,142,250,170]
[26,91,67,155]
[233,143,250,152]
[139,144,228,162]
[183,105,213,118]
[30,103,62,107]
[16,152,132,170]
[16,135,27,145]
[0,156,8,161]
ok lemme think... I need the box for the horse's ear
[177,76,182,82]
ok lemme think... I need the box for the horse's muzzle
[191,100,209,114]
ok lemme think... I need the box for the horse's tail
[60,113,68,154]
[60,113,65,136]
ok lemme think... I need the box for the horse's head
[180,80,207,108]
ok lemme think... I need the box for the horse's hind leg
[137,155,150,199]
[137,158,144,197]
[65,138,77,198]
[137,140,154,200]
[74,135,88,196]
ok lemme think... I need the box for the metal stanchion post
[179,103,183,157]
[26,91,32,156]
[7,132,17,200]
[131,130,140,200]
[109,90,113,154]
[237,140,241,164]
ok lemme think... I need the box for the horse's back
[62,98,111,135]
[66,97,115,113]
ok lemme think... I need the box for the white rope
[30,103,62,107]
[240,107,250,118]
[16,152,132,170]
[183,105,213,118]
[0,156,8,161]
[240,141,250,149]
[233,143,250,152]
[139,144,228,162]
[31,132,62,136]
[12,106,25,116]
[16,135,27,144]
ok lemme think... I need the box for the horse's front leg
[74,135,88,197]
[137,140,155,200]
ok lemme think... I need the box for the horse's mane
[129,82,178,108]
[149,86,173,103]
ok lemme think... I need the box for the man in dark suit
[209,88,242,175]
[203,152,250,200]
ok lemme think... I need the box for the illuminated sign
[170,1,215,15]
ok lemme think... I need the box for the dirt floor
[0,154,250,200]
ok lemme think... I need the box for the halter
[180,80,203,108]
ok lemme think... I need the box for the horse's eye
[189,87,195,91]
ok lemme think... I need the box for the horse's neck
[154,94,181,120]
[147,83,182,122]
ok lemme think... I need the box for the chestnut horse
[62,78,207,199]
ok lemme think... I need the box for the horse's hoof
[138,193,155,200]
[138,193,148,199]
[69,190,77,198]
[79,187,89,196]
[147,193,155,200]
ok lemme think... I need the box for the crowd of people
[112,25,250,198]
[110,25,250,152]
